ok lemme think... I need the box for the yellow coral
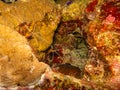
[0,0,61,58]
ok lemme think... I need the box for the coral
[28,8,61,52]
[84,0,120,89]
[57,0,93,21]
[45,19,89,70]
[86,0,120,76]
[0,0,120,89]
[0,24,50,87]
[43,0,120,89]
[0,0,56,29]
[0,0,61,58]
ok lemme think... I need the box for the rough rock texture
[1,0,120,89]
[56,0,92,21]
[0,0,61,58]
[0,0,55,28]
[0,24,50,87]
[0,0,61,88]
[85,0,120,75]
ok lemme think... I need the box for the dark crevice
[1,0,17,4]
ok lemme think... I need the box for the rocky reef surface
[0,0,120,90]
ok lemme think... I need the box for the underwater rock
[57,0,93,21]
[0,0,61,58]
[0,24,50,87]
[85,0,120,76]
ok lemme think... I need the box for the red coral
[47,45,63,64]
[53,56,63,63]
[102,14,115,25]
[86,0,98,13]
[101,1,120,21]
[58,20,83,36]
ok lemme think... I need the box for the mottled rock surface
[0,0,59,87]
[0,24,49,87]
[0,0,61,57]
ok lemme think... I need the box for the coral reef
[0,24,50,87]
[0,0,120,89]
[0,0,61,58]
[44,0,120,89]
[86,0,120,76]
[0,0,59,88]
